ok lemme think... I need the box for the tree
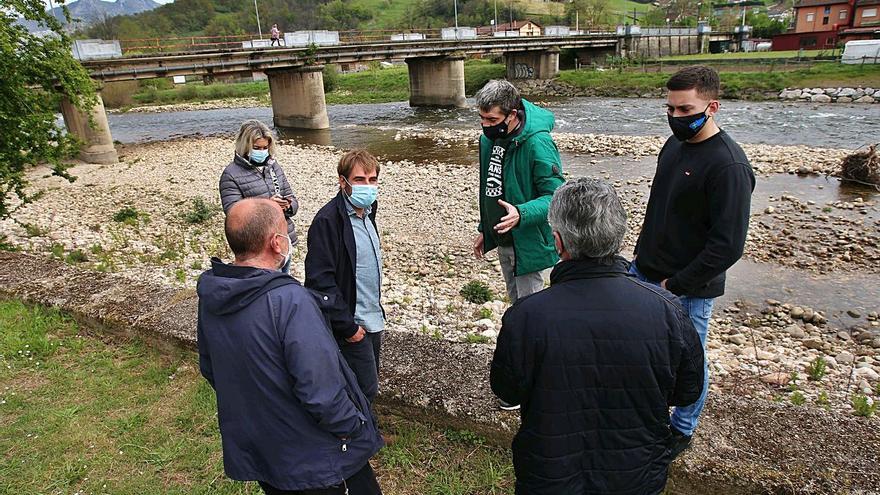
[0,0,96,219]
[205,12,246,36]
[565,0,611,28]
[317,0,372,30]
[747,11,788,38]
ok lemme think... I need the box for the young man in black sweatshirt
[631,65,755,459]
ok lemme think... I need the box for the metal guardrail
[115,26,692,55]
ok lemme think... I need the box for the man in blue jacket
[491,178,704,495]
[197,198,383,495]
[305,150,384,404]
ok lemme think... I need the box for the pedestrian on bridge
[271,24,282,46]
[220,120,299,274]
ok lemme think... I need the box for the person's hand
[661,279,668,290]
[473,233,484,259]
[271,194,290,209]
[494,200,520,234]
[346,326,366,343]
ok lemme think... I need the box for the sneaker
[668,426,693,461]
[499,400,520,411]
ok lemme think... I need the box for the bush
[852,394,877,418]
[323,64,339,92]
[460,280,493,304]
[790,391,806,406]
[112,206,140,224]
[807,356,827,381]
[65,249,88,264]
[183,197,220,224]
[463,333,491,344]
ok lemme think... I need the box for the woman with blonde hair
[220,119,299,273]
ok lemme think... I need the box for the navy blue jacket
[197,259,382,490]
[490,257,704,495]
[304,191,382,340]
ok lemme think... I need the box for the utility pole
[494,0,498,30]
[576,10,579,32]
[254,0,263,39]
[454,0,459,29]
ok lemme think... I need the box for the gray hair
[548,178,628,262]
[475,79,521,115]
[234,119,277,159]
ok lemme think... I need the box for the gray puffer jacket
[220,154,299,245]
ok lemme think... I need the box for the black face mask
[667,103,712,142]
[482,113,512,141]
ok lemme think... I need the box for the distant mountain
[20,0,162,33]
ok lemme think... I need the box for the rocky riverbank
[515,79,880,104]
[2,134,878,415]
[394,127,853,175]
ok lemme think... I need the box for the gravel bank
[2,135,877,414]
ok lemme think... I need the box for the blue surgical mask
[342,177,378,209]
[250,149,269,164]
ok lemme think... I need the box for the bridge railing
[115,27,626,55]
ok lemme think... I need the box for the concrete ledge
[1,251,877,494]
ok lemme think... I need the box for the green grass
[660,49,833,61]
[0,300,514,494]
[559,62,880,98]
[126,60,504,108]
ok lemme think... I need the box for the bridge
[64,33,716,163]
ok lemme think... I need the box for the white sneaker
[499,400,520,411]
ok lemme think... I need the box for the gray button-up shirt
[347,201,384,333]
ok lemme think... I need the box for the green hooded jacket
[478,99,565,277]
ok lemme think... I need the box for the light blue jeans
[629,261,713,437]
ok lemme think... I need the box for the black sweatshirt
[635,130,755,298]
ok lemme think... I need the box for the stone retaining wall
[1,251,877,494]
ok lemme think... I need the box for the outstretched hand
[494,200,520,234]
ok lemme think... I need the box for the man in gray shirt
[305,150,384,402]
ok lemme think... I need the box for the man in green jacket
[473,80,565,308]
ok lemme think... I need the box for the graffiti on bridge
[513,63,535,79]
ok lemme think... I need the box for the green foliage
[565,0,612,27]
[318,0,373,29]
[816,391,830,408]
[205,12,246,37]
[789,390,806,406]
[0,0,96,218]
[464,333,491,344]
[183,197,221,224]
[113,206,142,224]
[65,249,88,264]
[323,64,340,93]
[807,356,827,381]
[460,280,493,305]
[852,394,877,418]
[747,11,788,38]
[0,235,20,252]
[477,307,493,319]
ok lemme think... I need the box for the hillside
[21,0,160,33]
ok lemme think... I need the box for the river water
[105,98,880,149]
[101,97,880,321]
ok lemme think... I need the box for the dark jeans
[340,331,383,403]
[259,462,382,495]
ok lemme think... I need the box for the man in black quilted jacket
[490,178,705,495]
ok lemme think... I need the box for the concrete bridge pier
[505,48,560,80]
[60,93,118,165]
[406,55,467,108]
[266,65,330,129]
